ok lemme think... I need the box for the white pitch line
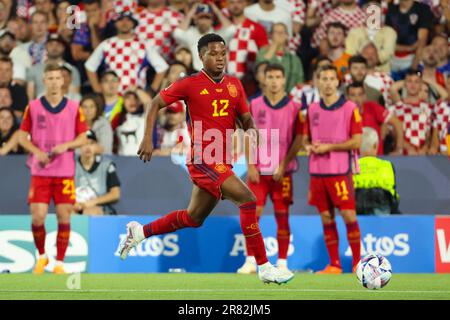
[0,289,450,294]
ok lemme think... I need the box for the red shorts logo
[435,217,450,273]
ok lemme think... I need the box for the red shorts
[187,163,235,199]
[28,176,76,205]
[247,174,293,207]
[308,174,355,213]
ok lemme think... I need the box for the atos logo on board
[345,233,410,257]
[114,234,180,257]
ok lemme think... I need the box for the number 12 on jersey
[212,99,229,117]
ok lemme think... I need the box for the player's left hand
[273,163,286,182]
[51,143,69,155]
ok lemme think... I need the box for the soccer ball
[356,254,392,290]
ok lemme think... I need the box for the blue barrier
[88,215,435,273]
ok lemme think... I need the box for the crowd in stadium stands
[0,0,449,160]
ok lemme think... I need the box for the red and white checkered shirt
[392,100,433,150]
[227,19,268,79]
[85,36,168,93]
[312,6,366,48]
[308,0,334,23]
[433,100,450,153]
[344,71,394,107]
[135,7,183,62]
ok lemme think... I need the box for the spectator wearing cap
[0,30,29,84]
[0,57,28,118]
[226,0,268,81]
[345,1,397,74]
[74,130,121,216]
[154,101,191,156]
[135,0,183,62]
[85,10,168,94]
[27,33,80,100]
[80,93,113,154]
[100,70,124,124]
[113,88,151,156]
[174,45,194,74]
[0,105,24,155]
[173,2,236,71]
[256,22,303,93]
[385,0,434,78]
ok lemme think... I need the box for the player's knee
[241,190,256,204]
[342,210,357,223]
[320,211,334,224]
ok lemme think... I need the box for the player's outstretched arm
[137,94,168,163]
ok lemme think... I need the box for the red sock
[244,214,261,257]
[323,221,341,268]
[275,212,290,260]
[143,209,200,238]
[56,223,70,261]
[240,202,268,265]
[31,224,46,255]
[346,221,361,267]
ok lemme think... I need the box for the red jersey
[360,101,391,155]
[159,70,249,164]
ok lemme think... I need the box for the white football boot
[237,256,257,274]
[258,262,294,285]
[119,221,145,260]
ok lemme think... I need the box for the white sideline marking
[0,289,450,294]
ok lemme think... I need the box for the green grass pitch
[0,273,449,300]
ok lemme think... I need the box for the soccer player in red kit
[18,64,88,274]
[118,33,294,284]
[301,65,362,274]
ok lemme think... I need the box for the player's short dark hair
[346,81,365,94]
[44,63,64,74]
[264,63,285,77]
[317,64,339,78]
[197,33,226,55]
[326,22,347,34]
[349,55,368,68]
